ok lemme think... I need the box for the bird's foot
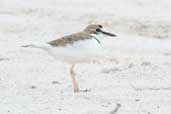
[74,89,91,93]
[80,89,91,92]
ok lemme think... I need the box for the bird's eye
[99,25,103,28]
[96,28,101,32]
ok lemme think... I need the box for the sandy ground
[0,0,171,114]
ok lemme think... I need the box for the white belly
[48,39,107,63]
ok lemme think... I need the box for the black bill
[98,29,117,37]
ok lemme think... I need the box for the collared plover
[22,24,117,93]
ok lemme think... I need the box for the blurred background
[0,0,171,43]
[0,1,171,114]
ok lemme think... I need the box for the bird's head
[84,24,117,37]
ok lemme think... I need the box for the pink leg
[70,64,79,93]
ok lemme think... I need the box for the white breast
[48,37,107,63]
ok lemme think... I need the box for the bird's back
[48,32,91,47]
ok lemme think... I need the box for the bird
[22,24,117,93]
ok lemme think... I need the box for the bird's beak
[99,29,117,37]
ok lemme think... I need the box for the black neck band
[90,35,101,45]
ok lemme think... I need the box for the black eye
[96,28,101,32]
[99,25,103,28]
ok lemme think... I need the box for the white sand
[0,0,171,114]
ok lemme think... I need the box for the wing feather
[48,32,91,47]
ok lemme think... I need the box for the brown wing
[48,32,91,47]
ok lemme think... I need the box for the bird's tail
[21,42,51,50]
[21,44,35,47]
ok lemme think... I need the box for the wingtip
[21,45,33,47]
